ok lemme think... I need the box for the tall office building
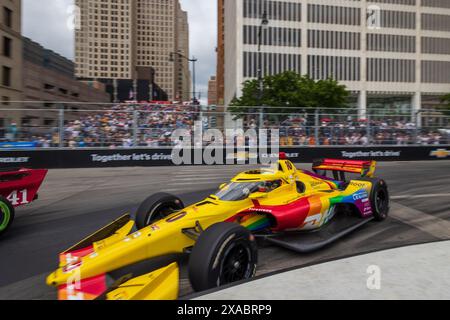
[177,4,191,101]
[75,0,190,101]
[223,0,450,119]
[75,0,135,80]
[208,75,218,105]
[216,0,225,105]
[0,0,23,127]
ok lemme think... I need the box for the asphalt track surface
[0,161,449,300]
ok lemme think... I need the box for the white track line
[390,202,450,239]
[166,182,218,187]
[168,177,224,182]
[391,193,450,200]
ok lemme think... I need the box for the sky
[22,0,217,103]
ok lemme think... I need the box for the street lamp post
[170,51,198,104]
[257,10,269,128]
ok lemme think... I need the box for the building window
[367,58,415,83]
[3,7,12,28]
[2,66,11,87]
[3,36,11,57]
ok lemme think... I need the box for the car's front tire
[135,193,184,229]
[0,196,15,237]
[188,222,258,292]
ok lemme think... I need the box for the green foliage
[440,94,450,116]
[229,71,350,118]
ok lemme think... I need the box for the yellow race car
[46,154,389,300]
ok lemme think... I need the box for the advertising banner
[0,146,448,169]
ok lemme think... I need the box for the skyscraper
[208,75,217,105]
[216,0,225,105]
[176,4,191,101]
[75,0,190,101]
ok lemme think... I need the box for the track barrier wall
[0,146,449,169]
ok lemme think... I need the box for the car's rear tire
[362,178,389,221]
[0,196,15,237]
[135,193,184,229]
[188,222,258,292]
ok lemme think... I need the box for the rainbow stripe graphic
[239,214,271,231]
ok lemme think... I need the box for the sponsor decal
[248,208,273,214]
[353,191,369,201]
[7,189,29,206]
[122,231,142,242]
[132,232,141,239]
[363,203,373,217]
[310,181,324,188]
[91,153,172,163]
[430,149,450,159]
[350,182,368,188]
[166,212,187,223]
[63,259,82,273]
[302,213,323,229]
[0,157,30,163]
[341,150,401,159]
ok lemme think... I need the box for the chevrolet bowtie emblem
[430,149,450,159]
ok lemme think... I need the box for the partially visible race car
[0,168,48,237]
[46,155,389,300]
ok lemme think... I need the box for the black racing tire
[188,222,258,292]
[361,178,390,221]
[0,196,15,237]
[135,193,184,229]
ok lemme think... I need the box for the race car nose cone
[46,272,59,287]
[46,269,69,287]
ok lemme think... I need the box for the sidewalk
[197,241,450,300]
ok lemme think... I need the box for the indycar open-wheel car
[47,154,389,300]
[0,168,47,237]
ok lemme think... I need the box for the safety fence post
[259,106,264,129]
[133,110,139,147]
[58,106,64,149]
[315,109,319,146]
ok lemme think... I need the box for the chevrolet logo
[430,149,450,159]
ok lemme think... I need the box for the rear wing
[313,159,376,179]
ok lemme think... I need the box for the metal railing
[0,103,448,149]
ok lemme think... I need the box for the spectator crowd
[276,117,447,146]
[1,103,448,148]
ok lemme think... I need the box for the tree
[440,94,450,116]
[229,71,350,119]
